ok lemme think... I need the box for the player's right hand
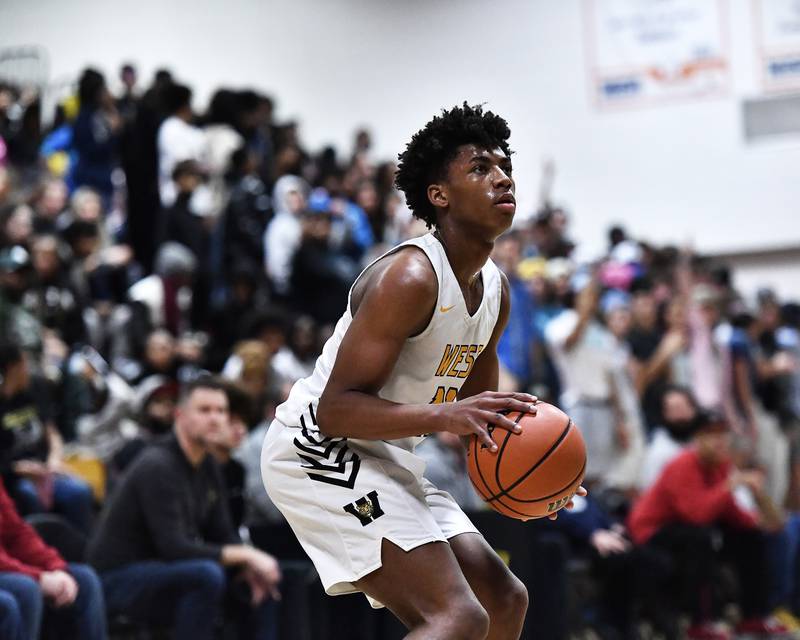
[435,391,537,452]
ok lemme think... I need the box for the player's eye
[472,164,487,173]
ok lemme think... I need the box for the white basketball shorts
[260,419,479,607]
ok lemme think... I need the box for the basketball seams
[499,457,586,504]
[480,461,585,519]
[485,483,580,519]
[467,403,587,520]
[493,412,518,494]
[487,416,573,503]
[470,433,495,501]
[483,492,538,519]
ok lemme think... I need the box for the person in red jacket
[0,477,106,640]
[628,411,786,640]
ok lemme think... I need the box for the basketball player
[262,103,584,639]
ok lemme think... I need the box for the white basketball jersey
[274,232,502,452]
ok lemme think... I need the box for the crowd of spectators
[1,63,800,639]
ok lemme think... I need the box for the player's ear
[427,183,448,209]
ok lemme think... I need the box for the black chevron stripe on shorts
[294,403,361,489]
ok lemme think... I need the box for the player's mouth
[493,192,516,214]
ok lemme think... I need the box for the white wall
[718,248,800,300]
[2,0,799,258]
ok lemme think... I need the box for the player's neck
[433,227,492,286]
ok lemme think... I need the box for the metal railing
[0,44,73,127]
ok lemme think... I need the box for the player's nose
[492,167,513,189]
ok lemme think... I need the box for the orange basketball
[466,401,587,520]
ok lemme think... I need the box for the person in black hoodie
[162,159,212,327]
[223,147,272,275]
[123,69,173,273]
[289,207,357,326]
[205,266,270,372]
[162,160,209,260]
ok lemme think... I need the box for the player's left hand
[547,485,587,521]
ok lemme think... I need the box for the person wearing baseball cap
[628,411,788,638]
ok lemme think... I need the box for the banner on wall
[755,0,800,93]
[585,0,730,108]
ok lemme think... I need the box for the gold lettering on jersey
[431,386,459,404]
[435,344,457,377]
[458,345,479,379]
[446,345,468,377]
[434,344,485,379]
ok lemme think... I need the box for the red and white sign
[585,0,730,109]
[754,0,800,93]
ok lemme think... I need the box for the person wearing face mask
[109,375,179,475]
[67,347,135,458]
[628,412,788,639]
[638,385,701,491]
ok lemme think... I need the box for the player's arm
[316,251,536,450]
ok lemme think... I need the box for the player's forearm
[317,390,439,440]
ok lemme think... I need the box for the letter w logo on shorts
[343,490,385,527]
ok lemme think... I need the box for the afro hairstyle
[395,102,513,228]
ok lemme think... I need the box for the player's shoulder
[379,244,437,288]
[352,245,438,314]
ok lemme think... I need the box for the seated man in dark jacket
[87,376,280,640]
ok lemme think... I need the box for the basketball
[467,401,587,520]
